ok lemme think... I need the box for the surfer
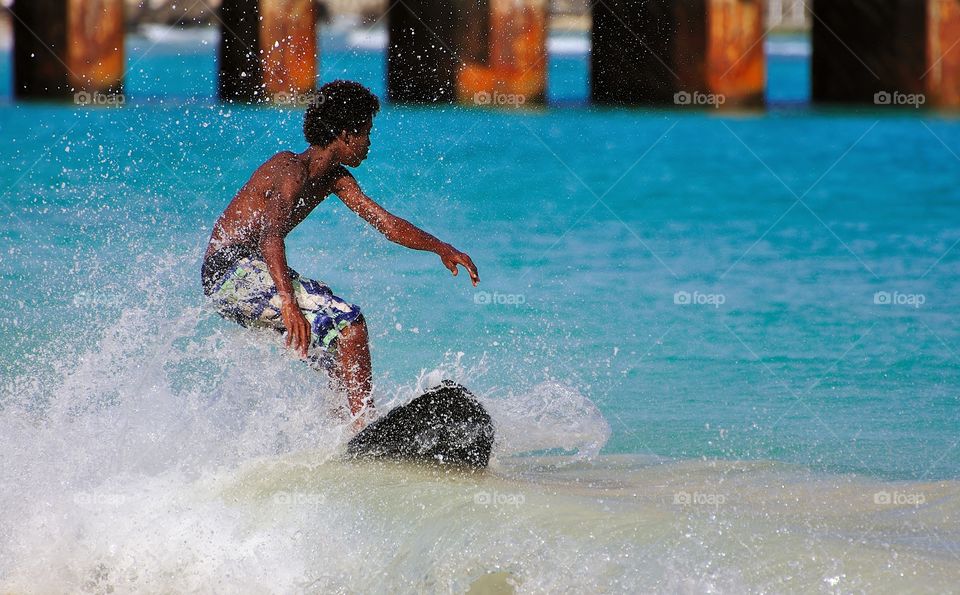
[201,80,479,429]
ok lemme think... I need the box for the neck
[300,144,340,179]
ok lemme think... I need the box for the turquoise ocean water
[1,30,959,592]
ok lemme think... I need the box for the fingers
[287,327,301,353]
[285,315,311,358]
[299,321,311,357]
[460,253,480,286]
[442,250,479,285]
[444,257,458,276]
[466,261,479,286]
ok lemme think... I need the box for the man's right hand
[280,301,311,357]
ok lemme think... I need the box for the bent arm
[257,167,315,356]
[258,170,304,306]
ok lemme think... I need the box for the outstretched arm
[332,169,480,286]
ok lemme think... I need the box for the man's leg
[335,314,373,417]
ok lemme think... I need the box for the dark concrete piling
[387,0,547,106]
[590,0,765,108]
[387,0,460,104]
[812,0,960,109]
[12,0,125,100]
[218,0,317,103]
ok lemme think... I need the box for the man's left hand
[440,245,480,286]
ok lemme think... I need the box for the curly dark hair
[304,80,381,147]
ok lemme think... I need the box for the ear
[338,129,351,145]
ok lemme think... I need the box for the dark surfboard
[346,381,494,468]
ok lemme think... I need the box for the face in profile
[343,119,373,167]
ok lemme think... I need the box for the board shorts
[201,245,363,354]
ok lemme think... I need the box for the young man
[201,80,479,428]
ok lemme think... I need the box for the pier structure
[590,0,766,108]
[218,0,317,103]
[7,0,960,110]
[812,0,960,108]
[12,0,125,100]
[387,0,548,106]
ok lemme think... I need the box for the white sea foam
[0,255,623,591]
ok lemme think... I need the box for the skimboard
[346,381,494,468]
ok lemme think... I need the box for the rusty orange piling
[456,0,548,107]
[591,0,765,108]
[218,0,317,103]
[13,0,125,100]
[927,0,960,107]
[388,0,547,106]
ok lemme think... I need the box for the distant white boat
[765,39,811,57]
[345,28,590,55]
[134,22,809,60]
[138,24,219,45]
[346,28,387,51]
[548,35,589,55]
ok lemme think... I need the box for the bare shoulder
[262,150,306,177]
[248,151,307,193]
[330,164,359,194]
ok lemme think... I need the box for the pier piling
[456,0,548,107]
[590,0,765,108]
[218,0,317,103]
[12,0,125,100]
[387,0,547,106]
[812,0,960,108]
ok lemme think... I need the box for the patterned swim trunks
[201,245,362,353]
